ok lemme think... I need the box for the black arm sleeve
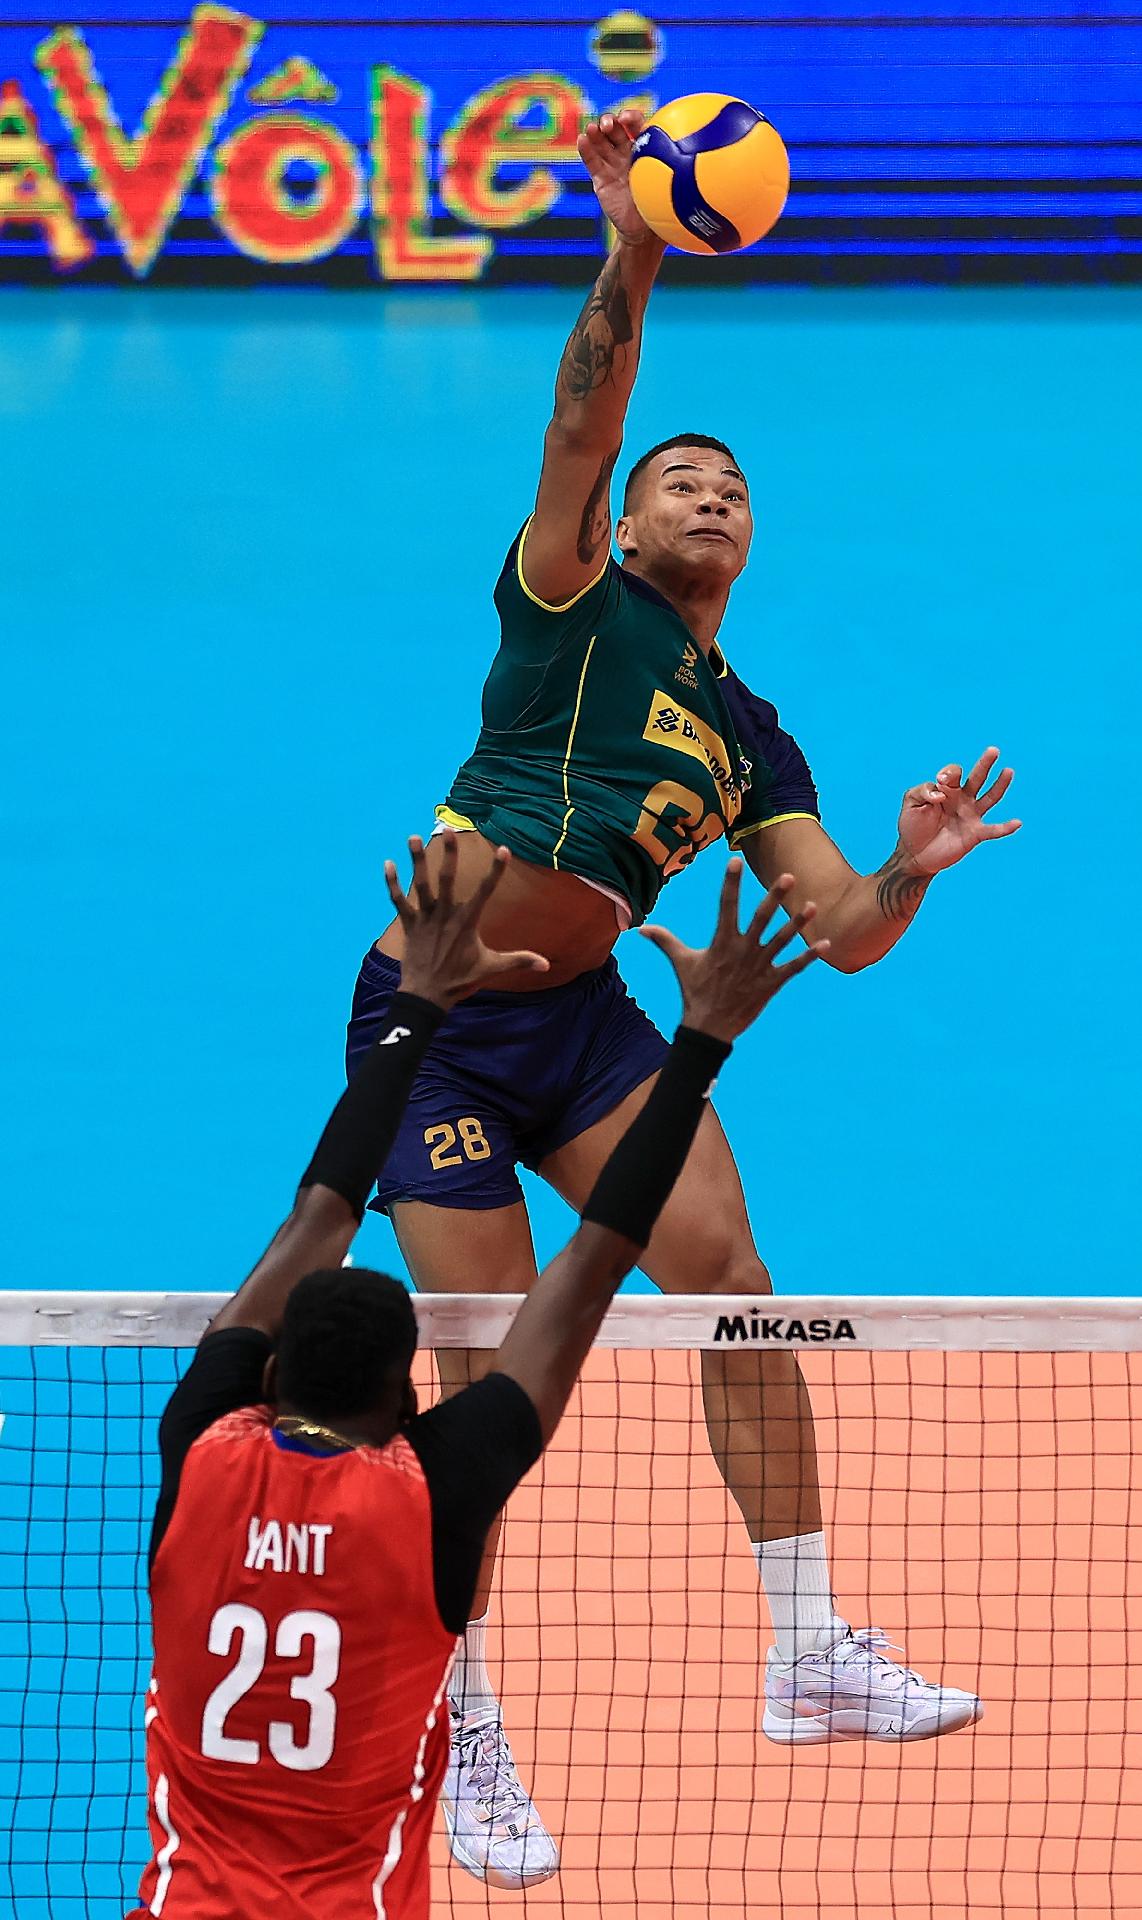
[580,1025,732,1247]
[149,1328,272,1572]
[404,1373,543,1635]
[298,991,446,1219]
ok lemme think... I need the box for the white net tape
[2,1291,1141,1350]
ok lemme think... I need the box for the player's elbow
[808,895,875,973]
[546,412,622,461]
[822,944,870,975]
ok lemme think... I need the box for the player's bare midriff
[375,828,622,992]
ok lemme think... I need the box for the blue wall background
[2,285,1139,1297]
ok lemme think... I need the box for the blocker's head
[617,435,752,586]
[271,1267,418,1441]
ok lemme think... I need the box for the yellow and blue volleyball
[629,93,789,254]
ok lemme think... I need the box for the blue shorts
[345,949,670,1211]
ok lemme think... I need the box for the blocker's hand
[385,830,549,1010]
[896,747,1022,876]
[641,860,828,1044]
[577,108,654,244]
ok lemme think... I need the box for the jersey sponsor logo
[675,641,700,691]
[245,1515,333,1575]
[713,1312,858,1344]
[643,694,743,823]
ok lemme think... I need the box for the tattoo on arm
[557,253,635,405]
[875,849,931,921]
[576,450,619,564]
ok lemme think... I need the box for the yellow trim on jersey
[516,517,610,614]
[708,640,729,680]
[552,633,598,866]
[730,811,819,848]
[434,805,477,831]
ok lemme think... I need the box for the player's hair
[623,434,742,510]
[276,1268,418,1422]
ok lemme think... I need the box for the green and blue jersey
[441,523,820,925]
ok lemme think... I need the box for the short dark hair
[276,1268,417,1423]
[623,434,742,511]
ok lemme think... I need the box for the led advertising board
[1,3,1138,284]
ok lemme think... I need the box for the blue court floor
[2,286,1139,1298]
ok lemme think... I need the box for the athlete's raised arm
[743,747,1021,973]
[492,864,828,1441]
[207,834,548,1341]
[521,111,666,609]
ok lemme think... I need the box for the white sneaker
[763,1625,983,1745]
[441,1711,560,1889]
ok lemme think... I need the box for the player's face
[618,448,752,583]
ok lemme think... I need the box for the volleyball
[629,93,790,254]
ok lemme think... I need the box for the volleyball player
[346,109,1015,1881]
[129,832,824,1918]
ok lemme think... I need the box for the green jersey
[441,522,821,925]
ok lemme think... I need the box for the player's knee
[686,1248,774,1298]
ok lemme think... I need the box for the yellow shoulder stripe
[517,516,610,614]
[730,811,819,848]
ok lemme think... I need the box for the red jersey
[131,1407,457,1920]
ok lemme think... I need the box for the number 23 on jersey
[201,1603,341,1773]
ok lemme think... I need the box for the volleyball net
[1,1292,1140,1920]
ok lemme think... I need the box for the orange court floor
[414,1346,1142,1920]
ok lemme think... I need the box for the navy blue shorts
[345,949,670,1211]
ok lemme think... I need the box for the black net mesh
[1,1329,1139,1920]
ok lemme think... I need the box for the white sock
[448,1611,501,1725]
[753,1531,845,1663]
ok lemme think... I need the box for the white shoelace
[453,1720,532,1824]
[829,1626,930,1693]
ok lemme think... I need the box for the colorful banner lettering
[0,2,1138,284]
